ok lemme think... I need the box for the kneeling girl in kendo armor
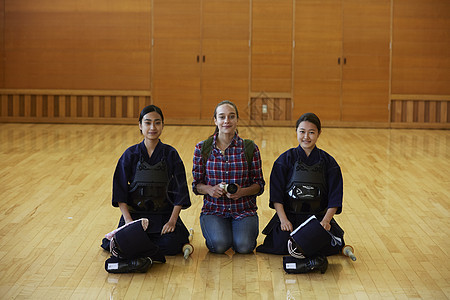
[101,105,191,273]
[256,112,345,274]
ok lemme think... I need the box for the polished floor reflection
[0,123,449,299]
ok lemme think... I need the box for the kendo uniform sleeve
[112,144,140,207]
[166,146,191,209]
[323,153,343,214]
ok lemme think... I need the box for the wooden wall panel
[250,97,291,121]
[152,0,202,120]
[200,0,250,120]
[392,0,450,95]
[0,90,151,124]
[0,0,449,128]
[293,0,342,122]
[390,97,450,128]
[341,0,391,122]
[0,0,4,88]
[249,96,292,126]
[3,0,151,90]
[201,39,250,119]
[251,0,293,94]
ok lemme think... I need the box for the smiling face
[297,120,321,155]
[139,111,164,141]
[214,103,238,135]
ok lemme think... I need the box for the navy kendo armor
[128,156,171,213]
[285,160,328,214]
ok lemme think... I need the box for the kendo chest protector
[285,160,328,214]
[128,157,171,213]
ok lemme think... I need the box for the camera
[219,183,238,194]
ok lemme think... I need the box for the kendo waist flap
[287,215,343,258]
[107,218,165,262]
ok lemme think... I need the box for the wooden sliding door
[341,0,391,122]
[200,0,250,119]
[152,0,202,120]
[152,0,250,122]
[294,0,343,121]
[294,0,390,123]
[392,0,450,95]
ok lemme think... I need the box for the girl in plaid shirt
[192,100,265,254]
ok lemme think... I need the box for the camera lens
[226,183,238,194]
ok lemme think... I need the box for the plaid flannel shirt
[192,134,265,219]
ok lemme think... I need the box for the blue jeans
[200,214,259,254]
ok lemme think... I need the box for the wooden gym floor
[0,123,448,299]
